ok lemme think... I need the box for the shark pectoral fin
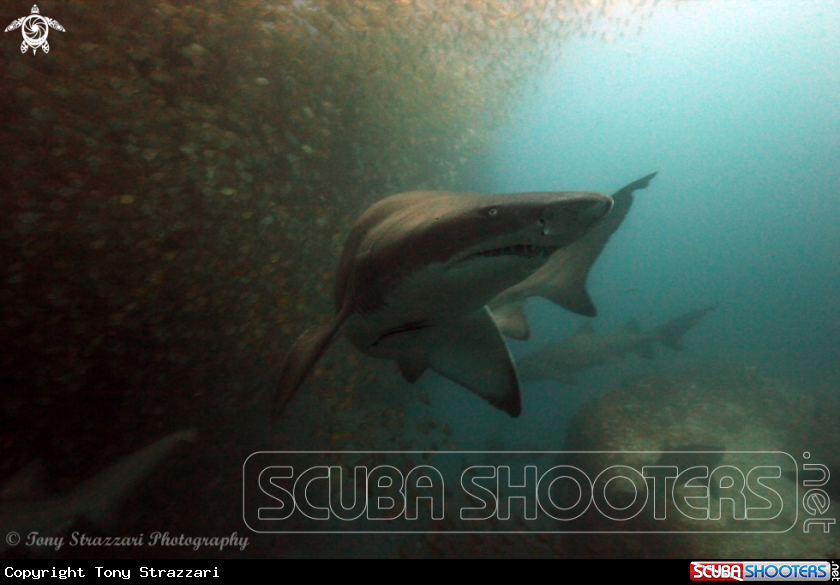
[397,355,428,383]
[429,307,521,417]
[490,300,531,341]
[273,306,352,420]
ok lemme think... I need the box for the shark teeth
[476,244,556,259]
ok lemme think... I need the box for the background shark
[489,172,658,340]
[273,189,613,419]
[518,305,716,383]
[0,429,196,554]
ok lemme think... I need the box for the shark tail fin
[615,171,658,195]
[273,307,351,420]
[654,305,717,351]
[490,300,531,341]
[71,429,197,526]
[536,172,659,318]
[542,281,597,317]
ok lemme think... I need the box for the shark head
[273,188,613,420]
[338,190,613,318]
[489,172,659,340]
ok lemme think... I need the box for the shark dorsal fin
[490,300,531,341]
[273,304,354,419]
[429,307,521,417]
[573,321,595,336]
[653,305,717,351]
[622,319,641,334]
[1,459,45,500]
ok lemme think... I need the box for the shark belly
[345,255,546,353]
[343,262,526,416]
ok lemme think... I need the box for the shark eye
[538,218,545,225]
[488,207,498,217]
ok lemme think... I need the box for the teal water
[440,0,840,450]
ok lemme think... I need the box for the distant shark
[489,172,658,340]
[0,429,196,553]
[273,188,613,419]
[518,306,716,383]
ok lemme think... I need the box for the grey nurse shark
[489,172,658,340]
[517,306,717,384]
[0,429,196,553]
[272,188,614,419]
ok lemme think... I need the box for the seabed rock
[563,364,840,558]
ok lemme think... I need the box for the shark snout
[576,192,613,224]
[539,192,612,237]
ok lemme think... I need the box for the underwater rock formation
[563,364,840,558]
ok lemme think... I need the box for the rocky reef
[563,364,840,558]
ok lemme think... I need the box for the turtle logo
[5,5,65,55]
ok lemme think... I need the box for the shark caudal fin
[429,307,522,417]
[540,266,597,316]
[538,172,658,317]
[486,172,657,338]
[614,172,658,197]
[70,429,196,526]
[490,300,531,341]
[654,305,717,351]
[273,307,352,421]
